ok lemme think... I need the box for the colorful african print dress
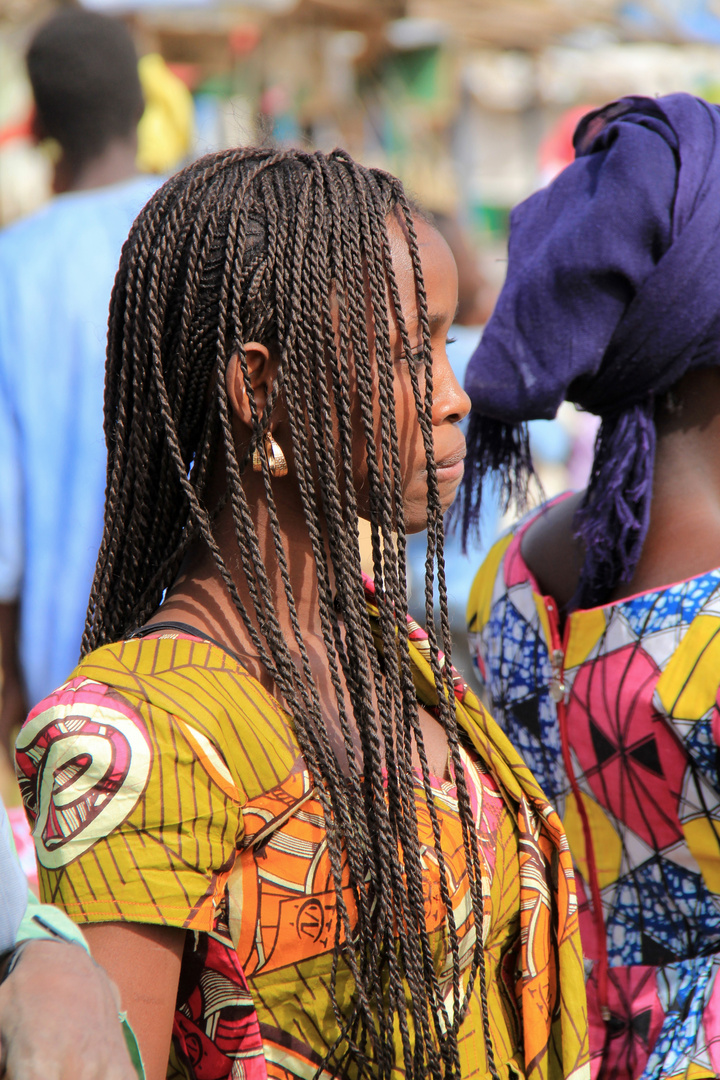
[16,579,588,1080]
[467,494,720,1080]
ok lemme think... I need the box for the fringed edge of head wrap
[453,411,534,550]
[458,397,657,611]
[571,398,656,609]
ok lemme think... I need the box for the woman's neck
[53,136,138,195]
[148,465,329,680]
[614,367,720,600]
[522,368,720,609]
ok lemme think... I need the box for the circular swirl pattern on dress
[16,688,152,869]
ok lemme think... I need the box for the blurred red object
[0,112,33,148]
[539,104,597,184]
[230,24,261,56]
[167,62,201,91]
[260,84,290,116]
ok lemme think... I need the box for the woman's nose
[433,355,471,425]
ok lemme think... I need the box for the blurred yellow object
[137,53,193,174]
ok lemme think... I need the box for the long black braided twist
[84,147,498,1080]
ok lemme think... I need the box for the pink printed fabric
[468,494,720,1080]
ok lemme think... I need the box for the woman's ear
[226,344,276,428]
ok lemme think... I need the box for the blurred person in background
[0,795,141,1079]
[463,93,720,1079]
[0,9,158,755]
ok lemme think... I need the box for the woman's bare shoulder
[520,492,585,607]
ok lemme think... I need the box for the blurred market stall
[4,0,720,232]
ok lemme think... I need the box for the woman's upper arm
[83,922,186,1080]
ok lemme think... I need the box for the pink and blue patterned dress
[468,494,720,1080]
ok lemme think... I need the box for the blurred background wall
[4,0,720,253]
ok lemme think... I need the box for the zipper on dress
[544,595,611,1023]
[545,599,567,703]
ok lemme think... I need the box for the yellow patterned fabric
[468,498,720,1079]
[16,584,588,1080]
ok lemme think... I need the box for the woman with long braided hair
[15,148,587,1080]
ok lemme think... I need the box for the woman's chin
[439,470,464,510]
[402,483,461,530]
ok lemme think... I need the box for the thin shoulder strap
[127,620,243,665]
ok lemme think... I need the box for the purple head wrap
[460,93,720,608]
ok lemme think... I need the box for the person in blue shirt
[0,9,158,749]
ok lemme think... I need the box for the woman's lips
[435,446,466,483]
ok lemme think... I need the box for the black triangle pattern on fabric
[641,932,679,966]
[589,719,617,765]
[604,1013,626,1038]
[509,696,542,741]
[628,735,664,776]
[632,1008,653,1045]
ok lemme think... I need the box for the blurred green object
[699,80,720,104]
[197,73,234,98]
[469,203,510,241]
[383,45,441,103]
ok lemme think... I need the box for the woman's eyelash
[400,337,455,364]
[396,348,426,366]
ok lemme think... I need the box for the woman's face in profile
[352,214,469,533]
[225,207,468,540]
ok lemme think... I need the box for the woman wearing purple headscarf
[463,93,720,1080]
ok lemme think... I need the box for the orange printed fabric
[228,749,524,1079]
[367,579,590,1080]
[15,581,589,1080]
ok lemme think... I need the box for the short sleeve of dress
[15,671,245,931]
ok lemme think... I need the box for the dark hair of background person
[83,147,497,1080]
[26,8,143,171]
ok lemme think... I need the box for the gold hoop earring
[252,433,288,478]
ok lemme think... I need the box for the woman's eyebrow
[405,310,455,334]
